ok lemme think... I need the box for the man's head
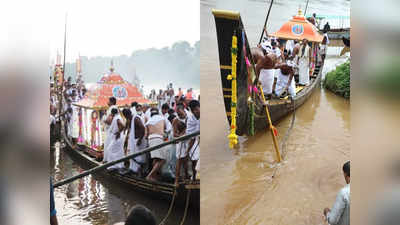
[125,205,156,225]
[161,103,170,115]
[108,97,117,106]
[343,161,350,184]
[131,102,138,108]
[313,13,316,18]
[271,40,277,49]
[176,103,186,119]
[150,107,159,117]
[188,100,200,119]
[111,108,118,116]
[122,108,132,120]
[302,39,308,45]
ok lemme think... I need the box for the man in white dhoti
[186,100,200,180]
[123,108,146,177]
[145,108,171,181]
[274,61,297,98]
[324,161,350,225]
[103,97,119,163]
[252,47,277,99]
[172,103,188,185]
[106,108,126,171]
[297,39,311,86]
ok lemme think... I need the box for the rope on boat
[179,188,191,225]
[281,97,296,159]
[53,131,200,188]
[158,188,178,225]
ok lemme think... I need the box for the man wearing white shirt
[324,161,350,225]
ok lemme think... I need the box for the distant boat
[320,27,350,41]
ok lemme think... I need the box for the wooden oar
[258,0,274,45]
[258,85,282,163]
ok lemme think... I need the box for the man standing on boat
[323,161,350,225]
[103,97,119,163]
[253,47,277,99]
[297,39,311,86]
[124,108,146,177]
[173,103,188,185]
[105,108,126,171]
[186,100,200,180]
[145,108,171,181]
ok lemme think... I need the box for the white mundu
[127,115,146,173]
[106,114,125,170]
[298,44,310,85]
[274,69,296,97]
[259,68,274,95]
[174,117,187,159]
[186,112,200,161]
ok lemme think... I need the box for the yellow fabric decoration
[228,34,238,149]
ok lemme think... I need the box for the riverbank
[323,61,350,99]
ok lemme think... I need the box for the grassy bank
[323,61,350,99]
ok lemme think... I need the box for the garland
[227,33,238,149]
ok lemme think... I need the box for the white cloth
[144,108,151,122]
[285,40,295,53]
[326,184,350,225]
[70,105,80,138]
[186,113,200,161]
[103,105,118,161]
[320,44,327,55]
[130,106,137,117]
[145,114,172,133]
[259,69,274,95]
[148,134,168,160]
[274,69,296,97]
[127,115,146,173]
[298,44,310,85]
[106,115,125,169]
[324,33,330,45]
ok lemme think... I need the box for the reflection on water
[51,145,199,225]
[201,0,349,224]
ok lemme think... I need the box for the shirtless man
[145,108,171,181]
[173,103,188,185]
[252,47,277,99]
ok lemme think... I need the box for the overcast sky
[48,0,200,63]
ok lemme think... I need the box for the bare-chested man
[145,108,171,181]
[252,47,277,99]
[173,103,188,185]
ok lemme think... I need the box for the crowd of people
[254,26,329,100]
[102,93,200,185]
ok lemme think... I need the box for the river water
[51,143,199,225]
[201,0,350,224]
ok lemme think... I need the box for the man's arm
[105,114,113,125]
[325,189,347,225]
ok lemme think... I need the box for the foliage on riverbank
[323,61,350,99]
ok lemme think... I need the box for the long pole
[304,0,310,16]
[54,131,200,188]
[58,14,67,136]
[259,85,282,163]
[258,0,274,45]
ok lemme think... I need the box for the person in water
[323,161,350,225]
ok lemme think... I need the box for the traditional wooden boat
[61,129,200,209]
[212,10,323,136]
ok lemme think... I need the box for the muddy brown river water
[200,0,350,224]
[51,144,199,225]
